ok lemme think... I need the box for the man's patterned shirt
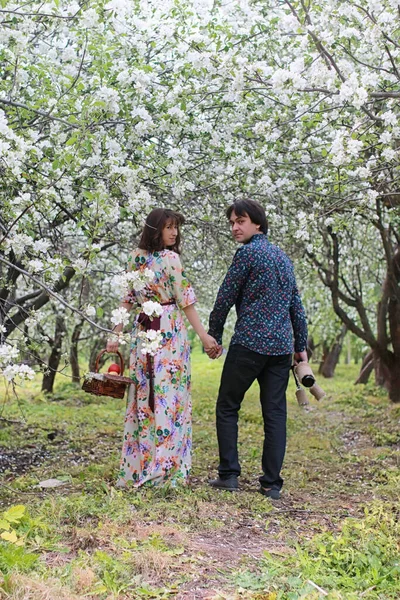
[208,234,308,355]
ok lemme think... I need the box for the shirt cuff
[208,329,222,346]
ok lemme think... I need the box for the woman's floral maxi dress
[117,248,197,488]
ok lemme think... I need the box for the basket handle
[95,349,125,375]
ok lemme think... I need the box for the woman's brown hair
[138,208,185,254]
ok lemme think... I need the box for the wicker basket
[82,350,132,399]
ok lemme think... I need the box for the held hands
[207,344,223,360]
[202,334,223,360]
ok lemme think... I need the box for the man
[207,199,308,499]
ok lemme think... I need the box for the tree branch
[0,257,111,336]
[0,98,79,129]
[0,7,83,19]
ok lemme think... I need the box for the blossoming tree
[0,0,399,400]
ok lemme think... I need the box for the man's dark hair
[138,208,185,254]
[226,199,268,234]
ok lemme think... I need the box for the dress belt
[137,300,176,412]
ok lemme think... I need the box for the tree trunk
[4,266,75,337]
[311,223,400,401]
[355,350,374,384]
[318,341,330,374]
[42,315,66,394]
[354,348,360,365]
[70,320,84,383]
[345,335,351,365]
[374,242,400,400]
[319,325,347,378]
[374,355,387,387]
[307,336,315,361]
[356,350,400,402]
[387,359,400,403]
[375,353,400,402]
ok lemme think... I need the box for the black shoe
[209,476,239,491]
[258,486,280,499]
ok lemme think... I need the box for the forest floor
[0,351,399,600]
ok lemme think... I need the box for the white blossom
[381,111,398,126]
[111,268,155,298]
[379,131,392,144]
[27,259,44,273]
[73,258,88,274]
[138,330,163,356]
[0,344,19,366]
[85,305,96,317]
[111,307,130,327]
[382,147,397,162]
[2,363,35,382]
[5,234,33,254]
[32,239,51,253]
[142,301,163,318]
[25,311,39,328]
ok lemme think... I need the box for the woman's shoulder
[130,247,145,256]
[160,249,181,262]
[128,247,147,265]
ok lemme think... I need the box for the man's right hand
[293,350,308,365]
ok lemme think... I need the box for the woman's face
[161,219,178,248]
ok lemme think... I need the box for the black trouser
[216,344,291,490]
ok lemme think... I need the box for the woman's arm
[166,252,219,355]
[183,304,219,353]
[106,301,133,353]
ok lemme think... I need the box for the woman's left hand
[202,334,222,359]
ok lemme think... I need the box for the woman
[107,208,218,488]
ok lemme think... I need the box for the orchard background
[0,1,399,598]
[1,0,399,398]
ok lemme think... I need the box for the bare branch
[370,91,400,99]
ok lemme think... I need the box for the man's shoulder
[233,244,252,261]
[268,242,291,261]
[263,243,295,275]
[234,238,292,267]
[236,235,267,256]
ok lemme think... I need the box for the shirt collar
[246,233,268,244]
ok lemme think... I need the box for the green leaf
[3,505,25,524]
[1,530,18,543]
[97,307,104,318]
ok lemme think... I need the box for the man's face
[229,210,261,243]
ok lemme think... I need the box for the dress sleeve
[167,252,197,309]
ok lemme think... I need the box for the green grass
[0,351,399,599]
